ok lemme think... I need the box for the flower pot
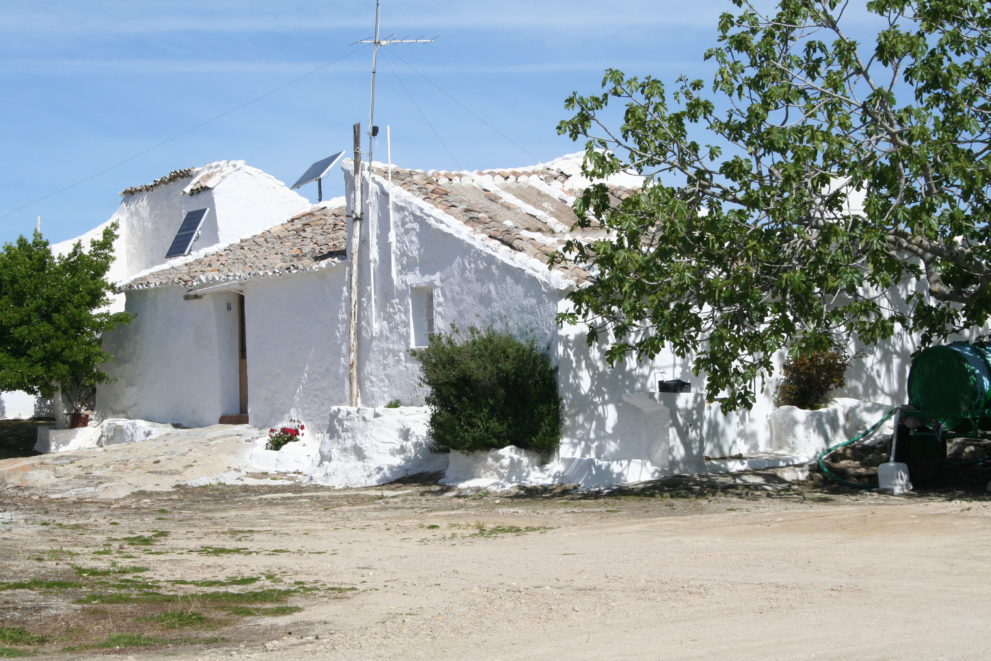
[69,412,90,428]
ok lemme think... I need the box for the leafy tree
[0,225,131,413]
[557,0,991,410]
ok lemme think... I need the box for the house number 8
[227,303,232,312]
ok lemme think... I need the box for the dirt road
[3,475,991,660]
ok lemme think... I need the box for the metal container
[907,342,991,429]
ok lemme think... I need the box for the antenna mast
[359,0,434,165]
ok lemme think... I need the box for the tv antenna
[358,0,434,165]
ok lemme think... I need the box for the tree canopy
[557,0,991,410]
[0,225,131,411]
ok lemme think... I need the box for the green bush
[411,327,562,461]
[774,345,852,410]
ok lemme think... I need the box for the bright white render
[1,161,310,420]
[93,154,924,488]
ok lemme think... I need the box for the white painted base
[769,398,894,461]
[34,418,174,453]
[34,426,102,453]
[310,406,447,488]
[246,436,321,473]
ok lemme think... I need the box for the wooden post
[348,123,363,407]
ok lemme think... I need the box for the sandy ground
[2,432,991,659]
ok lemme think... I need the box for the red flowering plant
[266,418,305,451]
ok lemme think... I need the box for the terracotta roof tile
[122,205,347,291]
[371,159,631,283]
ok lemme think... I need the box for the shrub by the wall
[774,345,852,410]
[411,327,561,461]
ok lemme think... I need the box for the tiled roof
[122,205,347,291]
[370,154,637,283]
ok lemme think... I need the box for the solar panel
[291,151,345,190]
[165,208,209,258]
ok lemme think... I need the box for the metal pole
[367,0,382,166]
[348,123,363,407]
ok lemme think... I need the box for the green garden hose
[816,407,900,489]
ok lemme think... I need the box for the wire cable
[1,45,370,222]
[382,53,463,170]
[388,47,539,163]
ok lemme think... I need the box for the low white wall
[769,398,896,461]
[34,418,173,453]
[311,406,446,487]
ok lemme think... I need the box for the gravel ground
[2,428,991,659]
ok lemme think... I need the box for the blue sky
[0,1,729,246]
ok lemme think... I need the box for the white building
[92,153,924,485]
[0,161,310,420]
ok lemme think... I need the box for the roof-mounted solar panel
[291,151,345,202]
[165,208,209,258]
[291,151,344,190]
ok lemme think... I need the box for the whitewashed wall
[211,167,310,246]
[349,174,562,408]
[244,267,350,430]
[98,288,240,428]
[4,163,313,423]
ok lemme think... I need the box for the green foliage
[0,629,44,646]
[411,327,562,460]
[775,345,853,410]
[385,399,402,408]
[558,0,991,410]
[147,611,210,629]
[0,225,131,411]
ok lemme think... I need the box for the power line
[387,48,539,163]
[383,54,463,171]
[0,45,369,223]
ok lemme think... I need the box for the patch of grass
[118,530,168,546]
[97,578,162,591]
[423,524,440,529]
[147,611,211,629]
[325,586,358,596]
[192,546,252,556]
[470,523,553,538]
[0,579,81,591]
[92,548,113,556]
[75,591,168,605]
[0,647,33,657]
[156,509,170,514]
[72,565,149,577]
[197,588,299,604]
[220,605,302,617]
[0,629,44,646]
[75,585,315,607]
[97,633,169,648]
[170,576,259,587]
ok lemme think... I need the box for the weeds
[146,611,211,629]
[0,579,81,591]
[192,546,251,556]
[470,523,552,537]
[0,629,44,646]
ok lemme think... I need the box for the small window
[410,286,434,348]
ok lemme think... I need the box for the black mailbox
[658,379,691,393]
